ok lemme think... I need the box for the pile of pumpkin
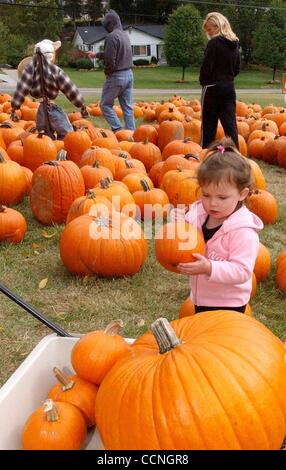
[21,312,286,450]
[0,93,285,290]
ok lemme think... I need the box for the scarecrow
[11,39,89,139]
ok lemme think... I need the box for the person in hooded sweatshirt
[200,12,240,149]
[170,139,263,314]
[87,10,135,132]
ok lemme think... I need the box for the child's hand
[177,254,211,276]
[169,206,188,222]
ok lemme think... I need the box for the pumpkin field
[0,90,286,449]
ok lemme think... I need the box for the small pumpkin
[66,190,113,224]
[0,205,27,243]
[254,242,271,282]
[22,399,86,450]
[275,250,286,292]
[48,367,98,427]
[155,221,205,273]
[246,189,278,225]
[0,152,26,206]
[71,320,130,384]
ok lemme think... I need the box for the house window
[132,45,151,56]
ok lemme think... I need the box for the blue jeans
[100,69,135,131]
[36,102,73,140]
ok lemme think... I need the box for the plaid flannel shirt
[11,55,85,111]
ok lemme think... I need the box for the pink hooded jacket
[185,201,264,307]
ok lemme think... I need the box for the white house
[72,25,166,63]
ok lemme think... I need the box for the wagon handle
[0,282,72,337]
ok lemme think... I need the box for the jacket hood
[102,10,122,33]
[186,200,263,233]
[218,36,239,49]
[222,205,263,233]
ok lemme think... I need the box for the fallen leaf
[42,231,57,239]
[38,278,48,289]
[137,319,145,327]
[32,243,40,249]
[33,250,40,255]
[82,276,89,286]
[21,252,31,258]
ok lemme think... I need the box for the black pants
[195,305,247,314]
[200,82,239,149]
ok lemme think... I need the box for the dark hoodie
[199,36,240,86]
[96,10,133,76]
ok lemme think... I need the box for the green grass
[63,65,284,90]
[1,97,286,387]
[56,93,286,114]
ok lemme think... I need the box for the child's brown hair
[198,138,253,193]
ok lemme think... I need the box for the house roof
[75,24,165,45]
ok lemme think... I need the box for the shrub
[133,59,150,66]
[75,58,93,70]
[150,56,158,64]
[96,58,104,70]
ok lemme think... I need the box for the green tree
[6,34,31,68]
[85,0,102,25]
[253,2,286,80]
[223,0,271,64]
[0,20,10,64]
[11,0,64,42]
[164,4,204,81]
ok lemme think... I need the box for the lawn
[56,92,286,114]
[0,101,286,388]
[64,65,284,90]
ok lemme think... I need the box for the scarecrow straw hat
[17,40,61,77]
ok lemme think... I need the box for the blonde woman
[200,12,240,148]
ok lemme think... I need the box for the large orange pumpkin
[30,151,85,225]
[155,221,205,273]
[60,211,148,277]
[95,313,286,450]
[22,131,57,172]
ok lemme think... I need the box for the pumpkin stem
[86,189,96,199]
[37,130,46,139]
[44,399,59,422]
[150,318,182,354]
[92,160,100,168]
[140,179,151,192]
[0,121,13,129]
[100,177,112,189]
[0,152,7,163]
[56,149,67,161]
[143,138,149,145]
[53,367,75,391]
[118,152,128,159]
[125,160,134,168]
[0,205,7,212]
[184,153,199,161]
[104,319,124,336]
